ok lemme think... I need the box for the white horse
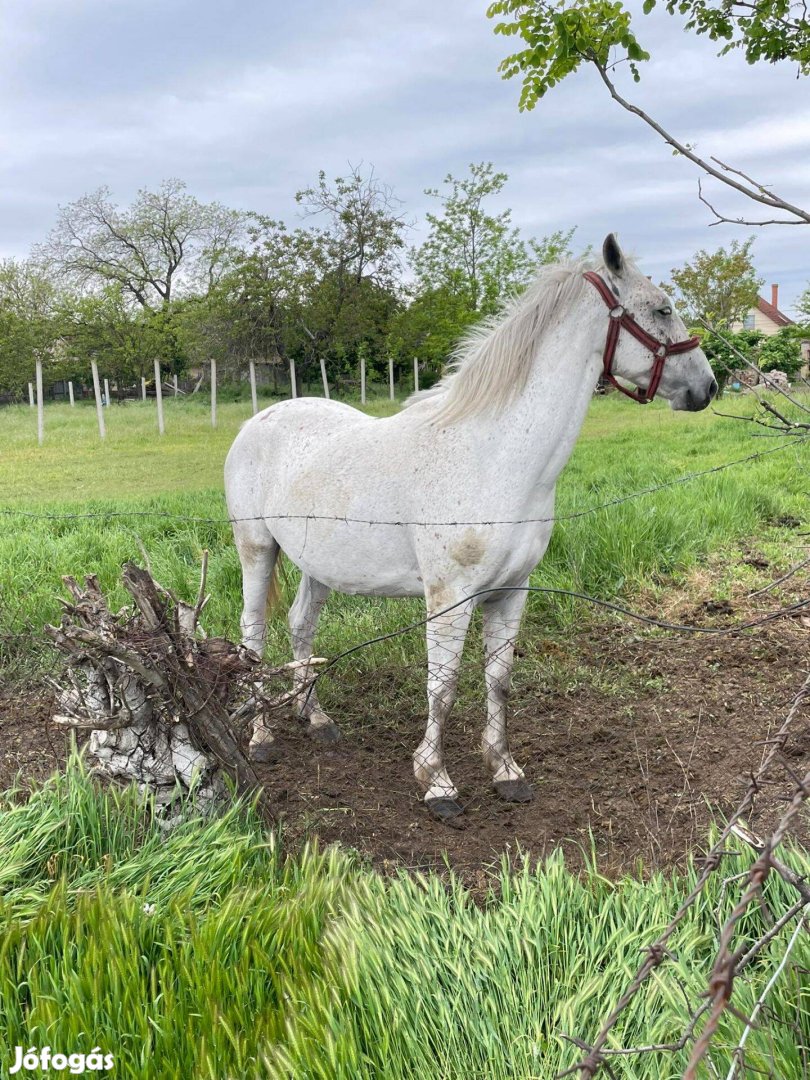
[224,235,716,820]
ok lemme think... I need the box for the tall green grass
[0,762,807,1079]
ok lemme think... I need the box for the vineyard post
[413,356,419,394]
[28,382,34,407]
[68,381,75,407]
[103,377,110,407]
[141,376,147,402]
[320,357,330,399]
[389,356,395,400]
[91,360,106,439]
[289,358,297,399]
[173,373,178,397]
[36,358,44,446]
[154,360,165,435]
[360,353,366,405]
[249,359,258,415]
[211,358,217,428]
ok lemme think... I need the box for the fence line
[1,432,807,529]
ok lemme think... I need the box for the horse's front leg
[481,586,533,803]
[414,595,473,821]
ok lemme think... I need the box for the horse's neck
[478,298,602,496]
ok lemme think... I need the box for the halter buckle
[655,344,666,358]
[609,305,624,319]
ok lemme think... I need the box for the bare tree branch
[592,61,810,227]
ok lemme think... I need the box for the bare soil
[4,605,807,880]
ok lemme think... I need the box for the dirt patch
[2,612,808,880]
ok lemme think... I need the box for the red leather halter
[583,271,701,404]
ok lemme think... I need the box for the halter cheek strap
[583,271,701,404]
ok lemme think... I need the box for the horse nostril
[709,378,718,399]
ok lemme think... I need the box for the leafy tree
[294,166,406,383]
[758,326,805,378]
[388,286,479,379]
[695,327,762,394]
[179,217,317,385]
[58,287,187,396]
[796,285,810,323]
[412,162,575,316]
[39,179,246,309]
[0,259,60,396]
[296,164,407,290]
[487,1,810,225]
[663,238,762,328]
[402,164,577,376]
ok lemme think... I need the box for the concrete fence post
[249,359,258,415]
[154,360,165,435]
[36,359,44,446]
[91,361,106,439]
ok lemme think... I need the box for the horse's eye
[656,306,672,317]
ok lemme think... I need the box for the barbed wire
[0,430,808,528]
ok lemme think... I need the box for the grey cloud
[0,0,807,312]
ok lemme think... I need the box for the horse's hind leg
[289,574,339,743]
[234,522,280,655]
[481,586,533,803]
[413,594,473,821]
[232,522,280,762]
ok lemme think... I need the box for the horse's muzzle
[684,377,718,412]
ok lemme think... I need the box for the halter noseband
[583,271,701,404]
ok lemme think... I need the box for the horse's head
[596,234,717,411]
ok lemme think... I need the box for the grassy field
[0,392,807,683]
[0,760,806,1079]
[1,396,809,1077]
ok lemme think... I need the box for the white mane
[405,256,619,425]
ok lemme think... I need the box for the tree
[664,238,762,328]
[59,287,187,395]
[39,179,246,310]
[296,164,407,290]
[696,327,762,394]
[294,166,407,383]
[0,259,60,395]
[758,327,805,378]
[412,162,576,315]
[400,163,577,377]
[487,1,810,226]
[796,286,810,323]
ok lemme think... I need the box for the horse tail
[266,554,283,614]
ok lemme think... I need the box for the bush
[758,327,805,378]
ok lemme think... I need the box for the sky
[1,0,808,314]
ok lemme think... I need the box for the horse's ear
[602,234,625,277]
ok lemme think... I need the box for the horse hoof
[308,722,342,744]
[249,742,279,764]
[426,797,464,823]
[494,779,534,803]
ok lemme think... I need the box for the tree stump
[45,560,320,818]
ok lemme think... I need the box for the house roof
[755,295,793,328]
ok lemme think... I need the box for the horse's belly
[269,518,424,597]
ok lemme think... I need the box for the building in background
[733,284,810,376]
